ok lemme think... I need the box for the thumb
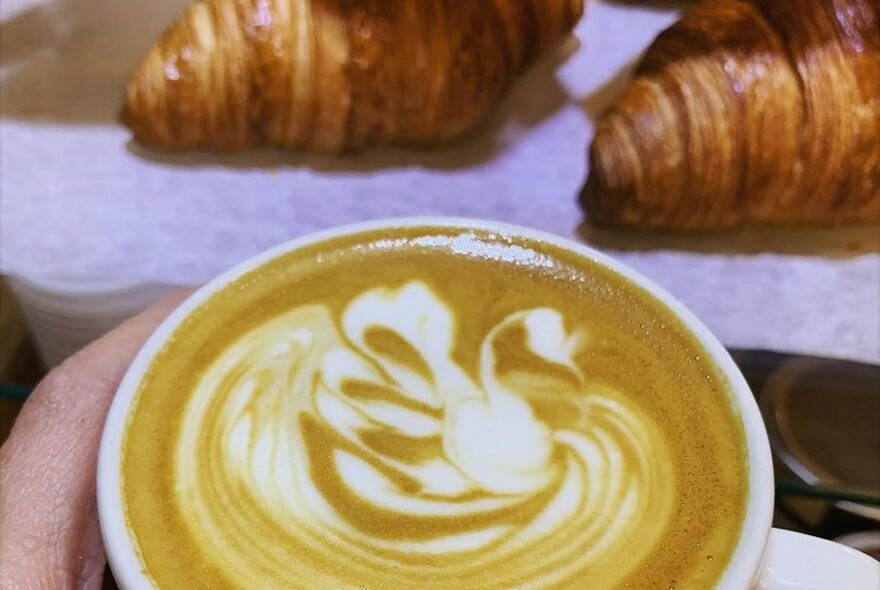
[0,289,192,590]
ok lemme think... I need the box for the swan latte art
[121,226,747,589]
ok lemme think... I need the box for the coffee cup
[7,274,181,368]
[98,218,879,589]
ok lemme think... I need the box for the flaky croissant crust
[122,0,584,152]
[582,0,880,230]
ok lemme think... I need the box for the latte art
[121,226,748,589]
[176,281,675,587]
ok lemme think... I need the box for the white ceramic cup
[98,218,880,589]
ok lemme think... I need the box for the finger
[0,289,193,590]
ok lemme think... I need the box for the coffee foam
[174,280,676,587]
[123,226,747,588]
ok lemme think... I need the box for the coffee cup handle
[755,528,879,589]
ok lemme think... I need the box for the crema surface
[122,227,747,589]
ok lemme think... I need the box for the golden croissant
[122,0,584,152]
[581,0,880,230]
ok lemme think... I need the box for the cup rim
[7,274,179,315]
[8,273,154,297]
[97,216,774,589]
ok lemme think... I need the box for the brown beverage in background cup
[98,220,878,589]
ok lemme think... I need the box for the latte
[121,226,747,588]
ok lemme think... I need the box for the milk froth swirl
[176,281,675,588]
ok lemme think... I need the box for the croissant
[121,0,584,152]
[581,0,880,230]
